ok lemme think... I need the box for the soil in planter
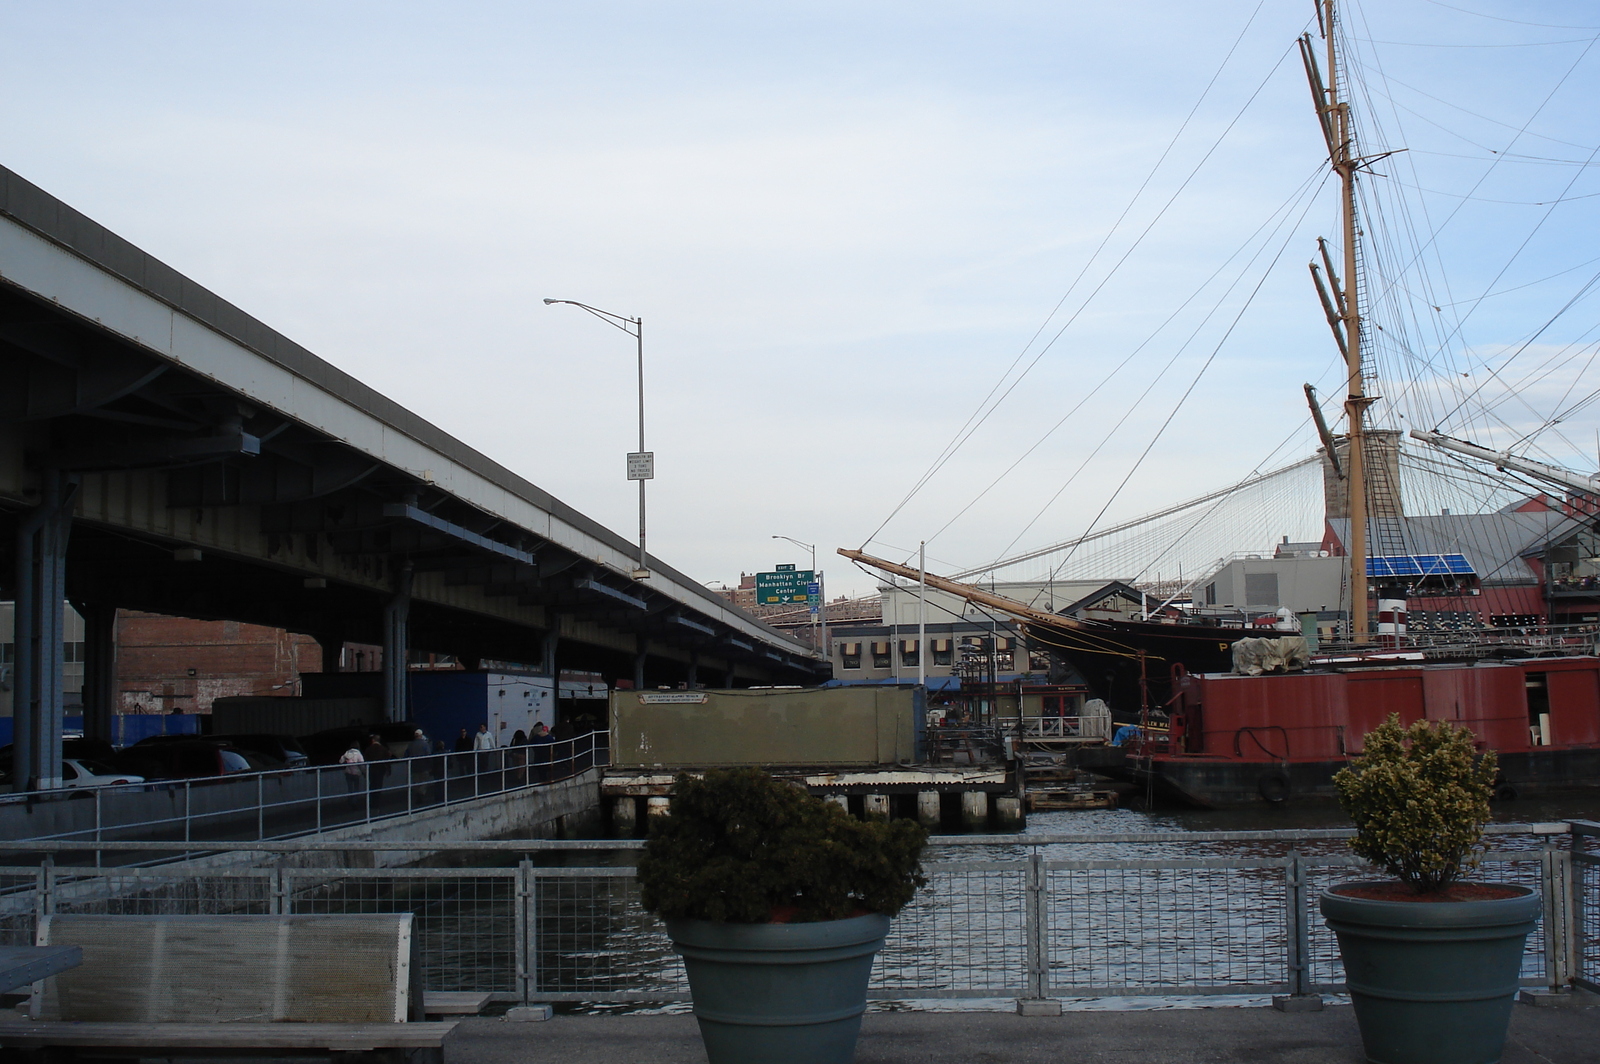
[1332,882,1525,903]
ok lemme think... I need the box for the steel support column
[543,624,560,681]
[382,563,413,722]
[633,635,647,692]
[686,652,698,689]
[13,471,78,790]
[77,601,118,745]
[316,634,344,674]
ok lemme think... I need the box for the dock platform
[438,1003,1596,1063]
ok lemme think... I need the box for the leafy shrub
[636,767,927,923]
[1332,714,1495,893]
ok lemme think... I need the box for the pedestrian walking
[404,728,434,806]
[338,740,365,810]
[363,733,390,803]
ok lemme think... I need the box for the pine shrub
[636,767,928,923]
[1332,714,1496,893]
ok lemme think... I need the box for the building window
[932,638,953,666]
[1245,572,1279,608]
[900,639,919,668]
[839,642,862,670]
[870,641,891,669]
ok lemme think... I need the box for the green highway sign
[756,568,815,604]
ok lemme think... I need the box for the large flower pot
[665,912,890,1064]
[1321,882,1541,1064]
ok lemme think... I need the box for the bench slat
[422,991,493,1015]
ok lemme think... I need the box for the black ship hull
[1099,748,1600,808]
[1025,618,1251,714]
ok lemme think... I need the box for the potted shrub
[636,768,926,1064]
[1323,714,1540,1064]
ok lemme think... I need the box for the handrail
[0,819,1572,853]
[1,730,608,801]
[0,731,610,849]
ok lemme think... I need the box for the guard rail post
[1016,848,1052,1013]
[515,858,533,1004]
[268,867,286,915]
[1540,843,1576,991]
[1273,852,1322,1011]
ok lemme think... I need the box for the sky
[4,1,1600,598]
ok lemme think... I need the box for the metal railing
[1316,620,1600,657]
[0,732,609,852]
[1,822,1588,1004]
[1014,715,1113,742]
[1572,820,1600,995]
[924,726,1006,765]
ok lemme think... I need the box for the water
[544,795,1596,1013]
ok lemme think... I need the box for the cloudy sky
[4,1,1599,597]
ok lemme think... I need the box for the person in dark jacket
[363,734,391,799]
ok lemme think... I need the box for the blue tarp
[822,676,963,692]
[0,714,201,749]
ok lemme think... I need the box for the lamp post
[544,299,650,579]
[771,535,826,660]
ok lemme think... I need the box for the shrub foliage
[1332,714,1495,893]
[636,767,927,923]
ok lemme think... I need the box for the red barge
[1145,655,1600,806]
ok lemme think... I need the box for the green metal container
[665,913,890,1064]
[1321,883,1540,1064]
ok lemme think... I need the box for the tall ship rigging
[844,0,1600,806]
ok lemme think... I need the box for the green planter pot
[1321,883,1541,1064]
[665,913,890,1064]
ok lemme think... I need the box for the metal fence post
[1284,852,1311,998]
[1541,844,1575,991]
[184,781,192,845]
[315,767,323,832]
[516,859,533,1004]
[268,867,286,915]
[258,775,266,841]
[1023,850,1047,1000]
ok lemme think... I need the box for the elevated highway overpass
[0,163,825,790]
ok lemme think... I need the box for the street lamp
[544,299,650,579]
[771,535,826,659]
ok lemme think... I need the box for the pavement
[444,1001,1600,1063]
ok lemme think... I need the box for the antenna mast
[1300,0,1371,641]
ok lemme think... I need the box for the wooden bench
[1,913,459,1062]
[422,991,494,1017]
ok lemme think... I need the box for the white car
[61,758,144,788]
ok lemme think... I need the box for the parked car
[300,723,422,765]
[111,739,274,781]
[0,748,143,790]
[208,733,310,769]
[60,758,145,788]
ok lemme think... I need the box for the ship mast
[1301,0,1371,642]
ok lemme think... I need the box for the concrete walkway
[445,1003,1599,1063]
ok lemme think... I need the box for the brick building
[113,611,328,715]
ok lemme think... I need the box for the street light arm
[543,299,640,336]
[770,534,816,559]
